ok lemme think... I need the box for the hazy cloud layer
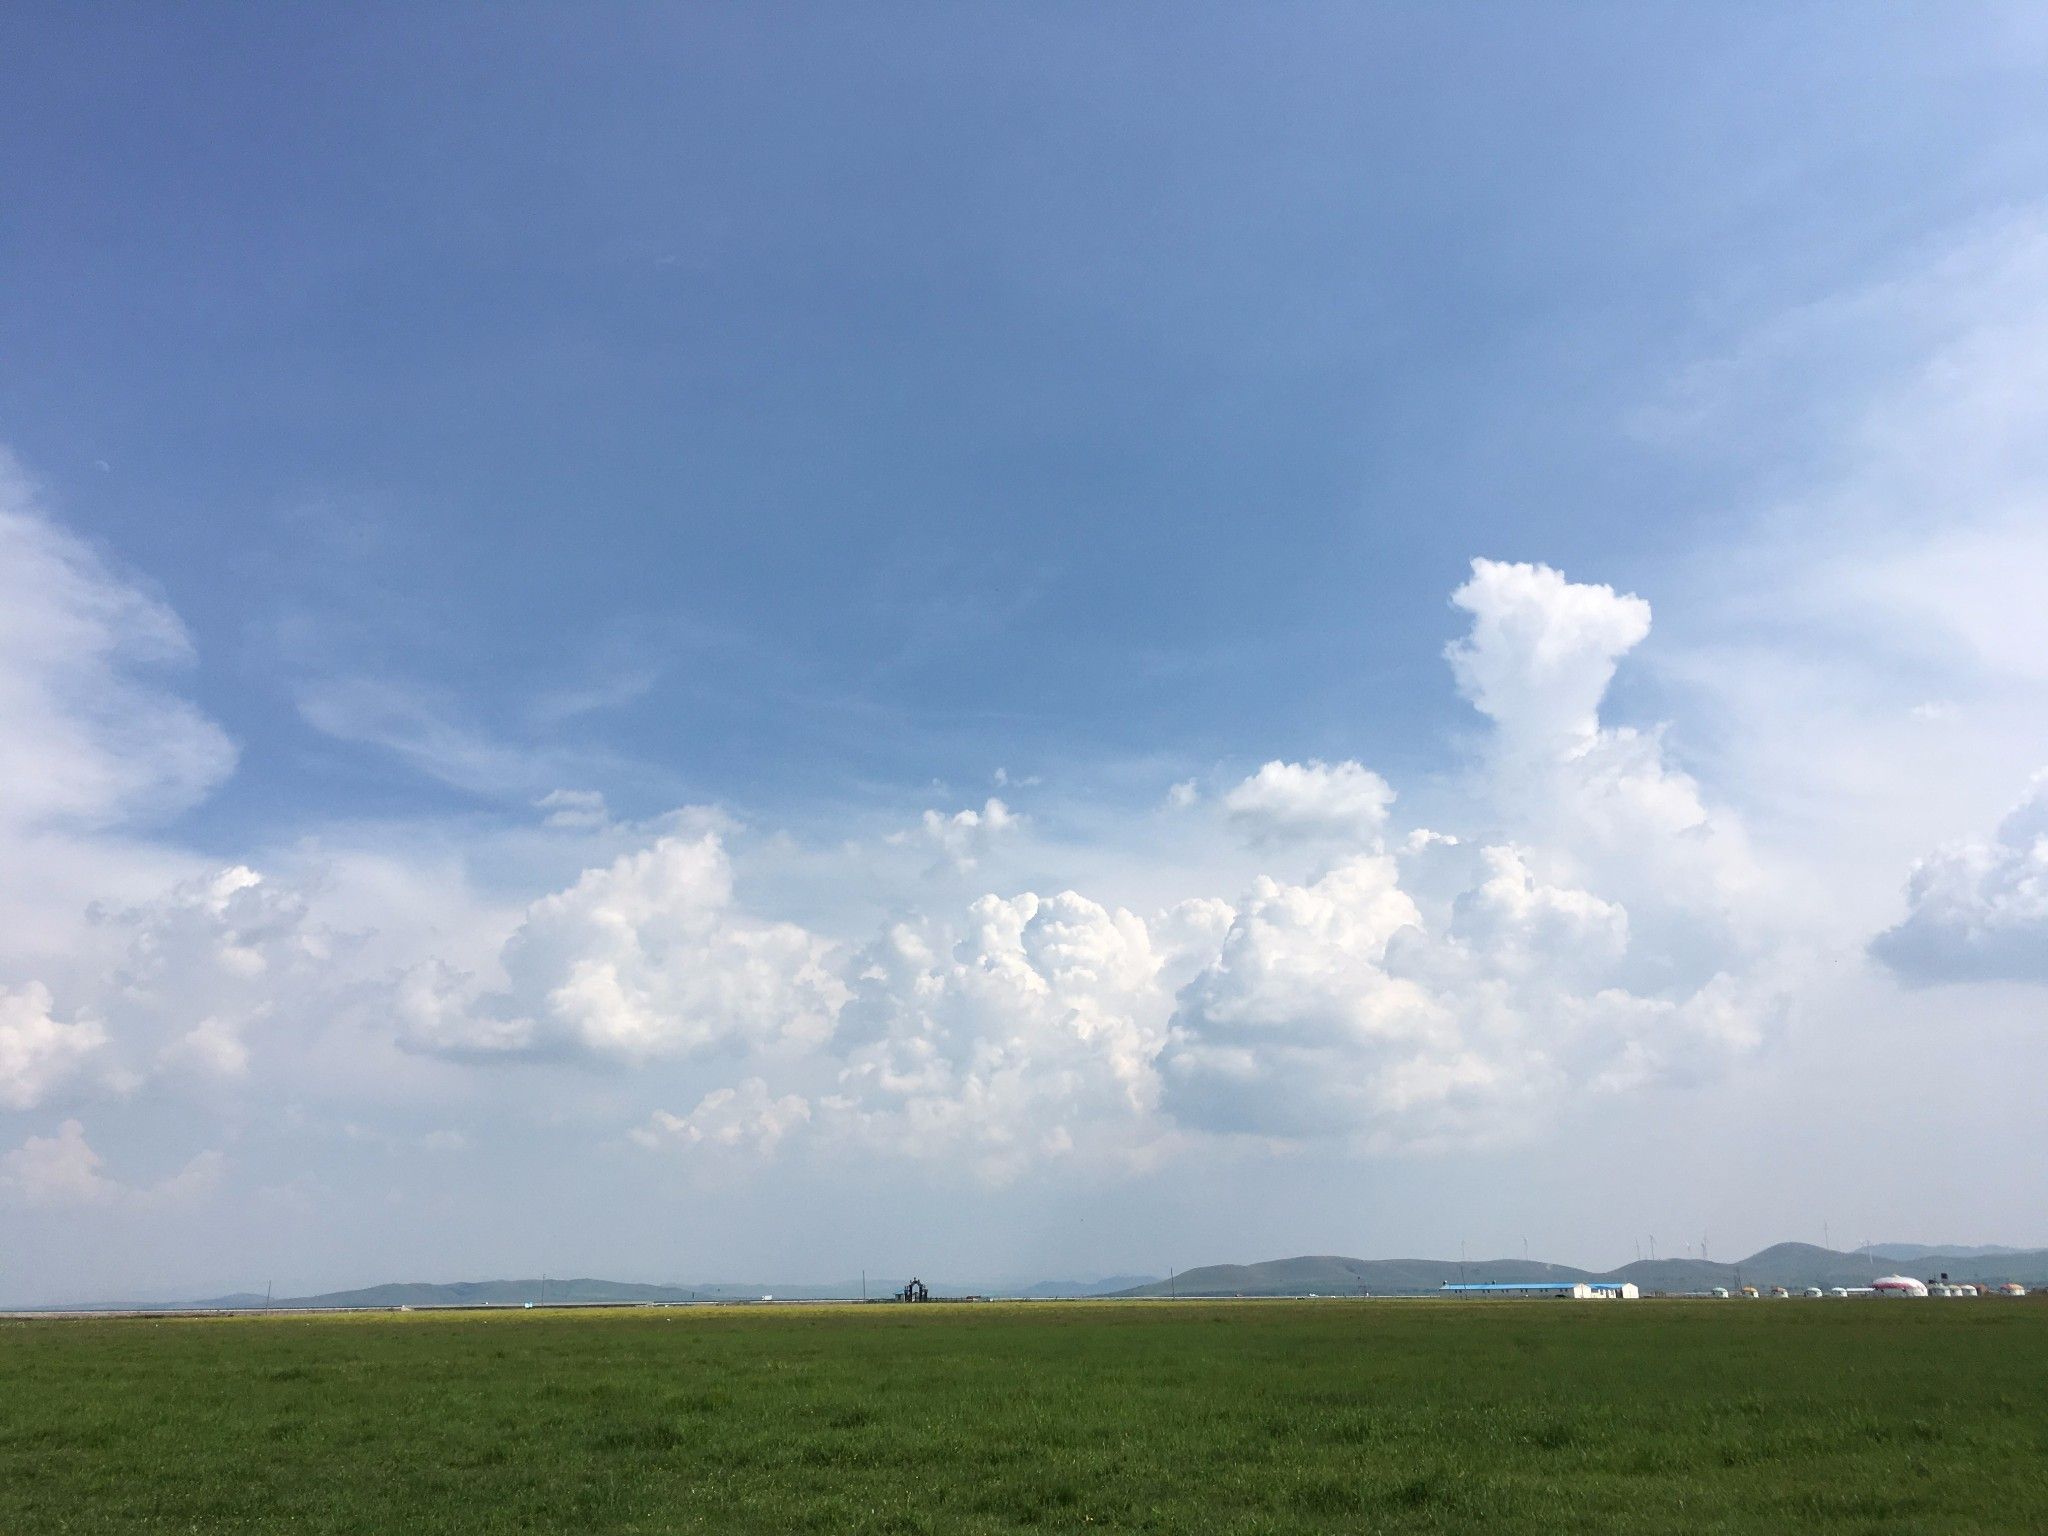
[0,453,234,835]
[0,1119,224,1209]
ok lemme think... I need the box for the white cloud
[536,788,610,830]
[0,452,234,833]
[393,558,1779,1169]
[0,982,108,1111]
[1448,845,1629,987]
[1161,855,1457,1142]
[157,1017,252,1080]
[819,889,1195,1176]
[1873,769,2048,985]
[892,797,1021,872]
[1164,779,1199,810]
[1448,559,1761,986]
[0,447,1828,1206]
[0,1119,224,1209]
[297,678,541,797]
[1224,760,1394,844]
[1154,560,1779,1151]
[82,864,347,1088]
[1160,838,1762,1149]
[0,1119,109,1205]
[403,832,845,1060]
[634,1078,812,1156]
[1447,559,1650,753]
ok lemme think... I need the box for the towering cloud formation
[1447,559,1759,987]
[1447,559,1651,752]
[609,559,1775,1168]
[0,509,1788,1196]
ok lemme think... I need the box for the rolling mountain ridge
[29,1244,2040,1312]
[1114,1242,2048,1297]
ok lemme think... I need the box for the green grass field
[4,1299,2044,1533]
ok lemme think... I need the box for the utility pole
[861,1269,866,1302]
[265,1280,272,1311]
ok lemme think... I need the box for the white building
[1438,1281,1638,1300]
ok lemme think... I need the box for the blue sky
[13,3,2043,831]
[5,6,2048,1301]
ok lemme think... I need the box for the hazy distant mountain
[1013,1276,1159,1298]
[188,1278,875,1310]
[42,1243,2042,1314]
[202,1274,1156,1309]
[1117,1255,1595,1297]
[1113,1242,2048,1296]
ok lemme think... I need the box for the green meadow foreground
[4,1301,2044,1534]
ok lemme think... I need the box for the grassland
[3,1299,2044,1534]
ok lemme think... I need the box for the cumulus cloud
[1447,558,1651,752]
[0,983,109,1110]
[1151,563,1776,1149]
[1160,843,1760,1148]
[1447,558,1760,982]
[806,888,1230,1175]
[451,560,1773,1167]
[0,452,234,833]
[403,832,845,1060]
[1224,759,1394,844]
[1873,770,2048,984]
[0,456,1786,1193]
[1448,845,1629,986]
[893,798,1021,871]
[1161,856,1456,1142]
[0,1119,224,1208]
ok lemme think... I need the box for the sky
[4,4,2048,1303]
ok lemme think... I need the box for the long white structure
[1438,1281,1639,1300]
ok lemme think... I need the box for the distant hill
[1113,1243,2048,1297]
[59,1243,2046,1315]
[190,1277,875,1310]
[1118,1255,1594,1298]
[1014,1276,1159,1298]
